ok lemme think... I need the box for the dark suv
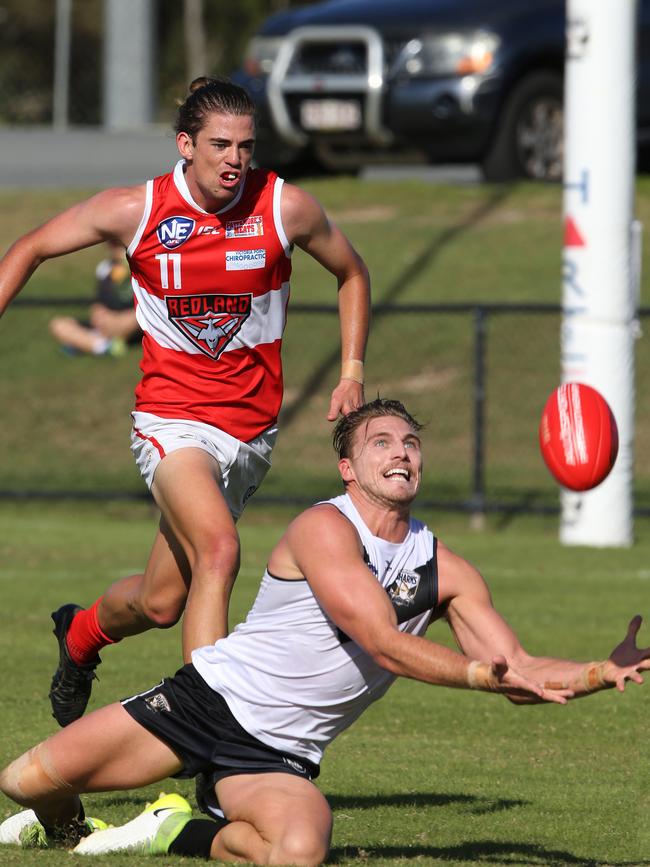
[232,0,650,181]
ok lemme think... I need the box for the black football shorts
[121,663,319,787]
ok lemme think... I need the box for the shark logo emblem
[144,692,171,713]
[166,293,252,359]
[386,569,420,607]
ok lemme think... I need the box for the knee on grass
[267,827,330,867]
[0,744,72,806]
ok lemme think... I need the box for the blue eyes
[373,439,416,449]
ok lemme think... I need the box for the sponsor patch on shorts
[225,249,266,270]
[145,692,172,713]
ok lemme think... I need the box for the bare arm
[281,183,371,419]
[439,542,650,702]
[0,186,146,317]
[270,506,565,703]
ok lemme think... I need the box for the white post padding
[561,0,639,547]
[560,319,636,545]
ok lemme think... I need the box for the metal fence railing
[3,300,649,516]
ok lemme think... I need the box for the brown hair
[175,77,255,142]
[332,398,423,459]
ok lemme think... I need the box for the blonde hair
[333,399,423,459]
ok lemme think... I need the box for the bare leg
[98,517,191,637]
[89,304,139,340]
[48,316,107,355]
[212,773,332,866]
[0,704,182,828]
[150,448,240,659]
[98,446,240,656]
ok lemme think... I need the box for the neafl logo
[156,216,196,250]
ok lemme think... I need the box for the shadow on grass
[329,791,526,814]
[327,792,648,865]
[329,840,650,866]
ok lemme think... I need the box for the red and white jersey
[127,160,292,442]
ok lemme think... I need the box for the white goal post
[560,0,640,547]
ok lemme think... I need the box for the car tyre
[481,70,564,182]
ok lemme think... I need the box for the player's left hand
[605,615,650,691]
[327,379,364,421]
[490,655,573,705]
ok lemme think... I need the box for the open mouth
[384,467,410,481]
[221,171,240,184]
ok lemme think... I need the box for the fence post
[53,0,72,129]
[470,306,487,527]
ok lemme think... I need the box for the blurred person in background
[48,239,141,357]
[0,76,370,728]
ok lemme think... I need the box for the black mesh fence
[2,300,649,516]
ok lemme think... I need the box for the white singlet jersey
[192,494,439,766]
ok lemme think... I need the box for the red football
[538,383,619,491]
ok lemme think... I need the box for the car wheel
[481,71,564,182]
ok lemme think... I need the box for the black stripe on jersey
[266,568,307,582]
[386,538,439,625]
[337,539,439,644]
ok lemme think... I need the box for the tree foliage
[0,0,304,125]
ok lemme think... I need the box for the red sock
[66,597,120,665]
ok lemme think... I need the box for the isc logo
[156,216,196,250]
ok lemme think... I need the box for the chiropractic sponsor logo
[225,215,264,238]
[386,569,420,607]
[156,215,196,249]
[145,692,171,713]
[225,248,266,271]
[165,293,252,359]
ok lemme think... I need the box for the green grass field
[1,501,650,866]
[2,177,650,508]
[1,176,650,865]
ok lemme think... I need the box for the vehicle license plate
[300,99,362,131]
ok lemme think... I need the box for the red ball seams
[538,383,619,491]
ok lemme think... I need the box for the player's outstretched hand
[489,655,572,705]
[604,615,650,691]
[327,379,364,421]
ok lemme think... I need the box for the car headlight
[243,36,285,77]
[395,30,500,77]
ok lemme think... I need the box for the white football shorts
[130,411,277,521]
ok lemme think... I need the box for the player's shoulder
[292,501,351,530]
[84,184,146,220]
[93,183,147,209]
[280,180,321,211]
[282,503,364,572]
[286,502,359,546]
[279,182,327,244]
[83,184,147,240]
